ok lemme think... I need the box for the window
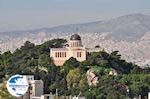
[55,52,67,58]
[58,52,60,57]
[55,52,57,57]
[80,52,81,57]
[60,52,62,57]
[77,52,82,57]
[65,52,66,57]
[61,52,66,57]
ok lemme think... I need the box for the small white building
[50,34,102,66]
[24,75,34,82]
[21,75,44,99]
[50,34,86,66]
[30,80,44,97]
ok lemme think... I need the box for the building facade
[50,34,102,66]
[18,75,43,99]
[30,80,43,97]
[50,34,86,66]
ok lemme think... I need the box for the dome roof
[70,34,81,40]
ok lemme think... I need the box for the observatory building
[50,34,86,66]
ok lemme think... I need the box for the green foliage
[0,84,15,99]
[66,68,81,89]
[131,66,150,74]
[119,74,150,98]
[38,54,50,67]
[91,66,110,76]
[63,57,79,75]
[0,38,149,98]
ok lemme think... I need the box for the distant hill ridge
[0,13,150,67]
[1,13,150,41]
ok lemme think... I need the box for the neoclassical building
[50,34,101,66]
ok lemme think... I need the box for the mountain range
[0,13,150,67]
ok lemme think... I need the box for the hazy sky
[0,0,150,32]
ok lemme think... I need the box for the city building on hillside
[19,75,43,99]
[25,75,34,82]
[50,34,86,66]
[50,34,102,66]
[29,80,44,97]
[19,75,85,99]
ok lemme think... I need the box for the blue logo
[6,75,29,97]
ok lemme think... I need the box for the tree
[79,77,89,92]
[0,37,149,98]
[130,82,149,98]
[21,41,35,50]
[66,68,81,89]
[63,57,79,75]
[66,68,83,95]
[38,54,49,67]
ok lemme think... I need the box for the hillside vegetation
[0,39,150,99]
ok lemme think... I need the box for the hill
[0,39,149,99]
[0,13,150,67]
